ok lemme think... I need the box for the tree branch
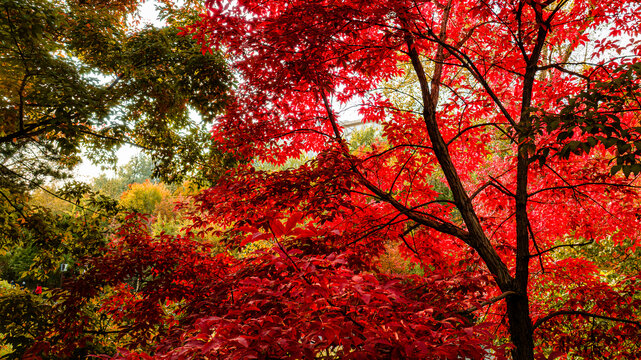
[533,310,641,330]
[530,239,594,258]
[319,88,342,141]
[403,22,513,290]
[529,182,640,197]
[461,291,517,314]
[357,175,471,243]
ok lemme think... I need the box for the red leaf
[233,336,250,348]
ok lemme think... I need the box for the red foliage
[37,1,641,359]
[40,215,501,359]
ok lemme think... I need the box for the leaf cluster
[534,63,641,176]
[0,0,233,193]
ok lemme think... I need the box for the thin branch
[0,164,110,216]
[77,129,154,151]
[343,212,409,248]
[357,174,471,243]
[388,149,417,195]
[489,176,516,197]
[529,182,641,197]
[398,222,422,259]
[533,310,641,330]
[526,219,545,272]
[0,118,56,143]
[536,63,590,80]
[412,28,518,128]
[531,239,594,257]
[0,188,26,219]
[470,181,492,201]
[488,211,516,242]
[430,0,454,106]
[542,163,624,224]
[361,144,433,163]
[461,291,517,314]
[319,88,342,141]
[273,128,334,140]
[18,73,29,131]
[446,122,513,146]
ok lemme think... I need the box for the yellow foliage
[119,181,171,215]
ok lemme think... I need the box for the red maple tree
[39,1,641,359]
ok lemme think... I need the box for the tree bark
[506,294,535,360]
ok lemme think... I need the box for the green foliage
[92,153,157,198]
[0,183,123,358]
[0,287,52,359]
[77,20,235,184]
[234,239,274,259]
[28,187,75,215]
[534,63,641,175]
[555,236,641,280]
[0,246,38,286]
[347,125,383,153]
[2,184,120,282]
[0,284,124,359]
[0,0,233,285]
[150,215,185,236]
[0,0,233,305]
[0,1,235,357]
[0,0,232,195]
[254,151,313,172]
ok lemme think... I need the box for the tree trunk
[506,295,535,360]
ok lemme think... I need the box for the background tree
[0,0,233,192]
[119,180,170,216]
[0,0,232,357]
[92,153,158,199]
[0,0,232,280]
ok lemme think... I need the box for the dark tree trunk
[507,294,535,360]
